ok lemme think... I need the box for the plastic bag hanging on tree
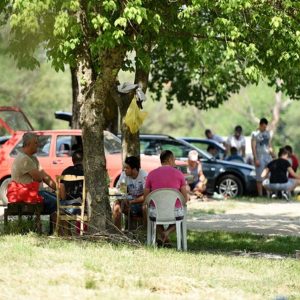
[124,96,148,133]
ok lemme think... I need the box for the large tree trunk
[77,49,125,233]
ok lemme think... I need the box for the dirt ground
[187,197,300,236]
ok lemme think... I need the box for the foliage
[149,1,300,109]
[0,40,71,129]
[142,80,300,156]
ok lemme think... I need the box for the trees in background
[3,1,300,231]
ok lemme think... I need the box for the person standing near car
[205,129,226,147]
[226,125,246,160]
[251,118,274,196]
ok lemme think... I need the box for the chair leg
[4,209,8,227]
[151,222,156,246]
[80,220,84,236]
[182,218,188,251]
[176,221,182,251]
[147,218,151,246]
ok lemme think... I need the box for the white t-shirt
[116,169,148,198]
[227,135,246,155]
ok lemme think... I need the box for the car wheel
[217,174,243,198]
[0,177,12,205]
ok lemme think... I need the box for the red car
[0,107,186,204]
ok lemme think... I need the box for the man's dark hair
[259,118,268,125]
[72,150,83,165]
[230,147,238,155]
[205,129,211,136]
[160,150,174,164]
[207,145,216,152]
[125,156,140,171]
[235,125,242,132]
[278,147,289,157]
[285,145,293,153]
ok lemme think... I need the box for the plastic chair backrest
[146,188,185,222]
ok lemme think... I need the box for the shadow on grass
[187,230,300,255]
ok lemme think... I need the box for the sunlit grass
[0,234,300,299]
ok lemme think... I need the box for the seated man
[226,147,244,163]
[187,150,207,199]
[207,145,218,158]
[262,147,300,200]
[113,156,148,230]
[144,150,188,247]
[58,150,84,235]
[10,132,57,231]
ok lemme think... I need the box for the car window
[189,141,209,152]
[141,140,162,155]
[56,136,73,157]
[10,135,52,157]
[160,140,191,158]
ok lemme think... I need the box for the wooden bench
[4,202,46,234]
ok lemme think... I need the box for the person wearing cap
[187,150,207,198]
[226,125,246,160]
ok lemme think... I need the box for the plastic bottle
[119,177,127,195]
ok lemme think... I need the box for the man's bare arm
[180,185,189,204]
[261,167,269,179]
[28,169,43,182]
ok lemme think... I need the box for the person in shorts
[251,118,274,196]
[261,147,300,200]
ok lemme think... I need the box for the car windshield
[0,110,33,135]
[104,131,121,154]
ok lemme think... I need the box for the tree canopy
[3,0,300,231]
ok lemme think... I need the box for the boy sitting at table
[112,156,147,230]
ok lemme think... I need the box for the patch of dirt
[187,197,300,236]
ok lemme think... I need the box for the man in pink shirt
[144,150,188,246]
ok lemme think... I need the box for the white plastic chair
[146,188,187,251]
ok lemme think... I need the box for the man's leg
[39,190,57,234]
[112,200,122,230]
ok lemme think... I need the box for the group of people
[8,132,188,244]
[113,150,188,246]
[206,118,300,198]
[205,126,246,163]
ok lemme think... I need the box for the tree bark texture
[77,49,125,233]
[70,66,80,129]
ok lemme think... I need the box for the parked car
[138,134,257,197]
[178,137,226,160]
[0,108,186,204]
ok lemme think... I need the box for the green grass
[187,231,300,255]
[0,234,300,300]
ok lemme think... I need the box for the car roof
[140,134,176,140]
[179,137,226,150]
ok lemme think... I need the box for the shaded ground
[187,197,300,236]
[1,198,300,237]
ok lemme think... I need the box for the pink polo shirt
[145,165,186,191]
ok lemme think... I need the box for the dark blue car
[139,134,257,197]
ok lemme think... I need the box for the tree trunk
[70,66,80,129]
[77,50,125,233]
[104,92,119,135]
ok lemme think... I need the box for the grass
[0,232,300,299]
[187,231,300,255]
